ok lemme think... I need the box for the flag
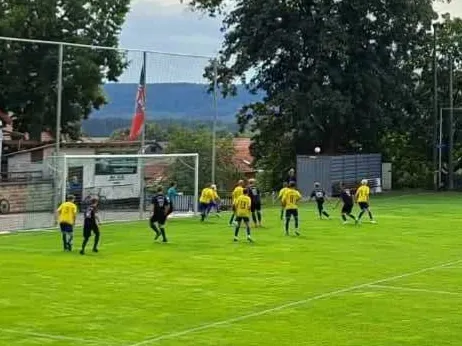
[129,61,146,140]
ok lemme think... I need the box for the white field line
[127,259,462,346]
[0,328,112,345]
[368,284,462,296]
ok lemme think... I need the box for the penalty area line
[127,258,462,346]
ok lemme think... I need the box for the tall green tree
[190,0,439,185]
[0,0,130,140]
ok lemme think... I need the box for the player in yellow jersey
[57,195,78,251]
[199,184,215,221]
[278,182,289,220]
[281,182,302,236]
[233,189,253,242]
[207,184,221,217]
[355,179,376,223]
[229,180,245,226]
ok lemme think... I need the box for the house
[232,137,256,179]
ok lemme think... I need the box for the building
[232,137,256,179]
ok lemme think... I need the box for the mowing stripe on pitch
[0,328,111,344]
[368,284,462,296]
[128,258,462,346]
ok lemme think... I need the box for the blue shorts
[60,223,73,233]
[200,202,209,213]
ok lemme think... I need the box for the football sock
[285,218,290,233]
[322,211,330,218]
[349,214,356,220]
[201,213,206,221]
[93,230,100,250]
[234,227,240,237]
[151,223,160,235]
[81,236,89,251]
[251,213,257,224]
[280,209,284,220]
[358,211,365,220]
[67,233,73,250]
[160,228,167,242]
[257,211,262,223]
[368,211,373,220]
[342,214,347,221]
[294,216,299,229]
[61,233,67,250]
[229,214,235,225]
[246,226,251,236]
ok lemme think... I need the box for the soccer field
[1,193,461,346]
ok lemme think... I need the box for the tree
[189,0,440,187]
[0,0,130,140]
[164,126,241,193]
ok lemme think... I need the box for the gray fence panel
[297,155,332,196]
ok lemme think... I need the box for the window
[31,150,44,163]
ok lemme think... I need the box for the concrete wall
[0,181,53,213]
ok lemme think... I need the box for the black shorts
[235,216,250,223]
[199,202,209,213]
[151,214,167,225]
[285,209,298,218]
[342,204,353,214]
[83,223,99,238]
[250,202,261,212]
[316,199,324,207]
[358,202,369,210]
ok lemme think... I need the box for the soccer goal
[58,153,199,225]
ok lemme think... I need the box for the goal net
[60,153,199,225]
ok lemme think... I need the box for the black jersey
[311,188,326,202]
[152,193,170,214]
[340,189,354,206]
[84,205,97,227]
[247,186,261,204]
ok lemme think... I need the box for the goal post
[59,153,199,224]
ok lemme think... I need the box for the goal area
[0,153,199,233]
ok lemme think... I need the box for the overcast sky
[118,0,462,83]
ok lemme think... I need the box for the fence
[0,36,237,224]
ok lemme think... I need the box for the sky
[118,0,462,83]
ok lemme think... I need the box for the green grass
[1,193,462,346]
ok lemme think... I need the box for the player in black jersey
[247,178,262,227]
[80,198,100,255]
[309,182,330,219]
[335,183,357,224]
[150,186,171,243]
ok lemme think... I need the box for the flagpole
[138,51,147,220]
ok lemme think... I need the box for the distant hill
[82,83,262,136]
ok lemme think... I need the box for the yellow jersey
[212,189,219,201]
[355,185,370,203]
[278,187,288,199]
[199,188,214,204]
[232,186,244,202]
[57,201,77,225]
[282,188,301,210]
[234,195,252,217]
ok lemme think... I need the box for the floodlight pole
[432,23,439,191]
[211,59,218,184]
[448,56,454,190]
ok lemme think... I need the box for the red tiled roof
[232,138,255,173]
